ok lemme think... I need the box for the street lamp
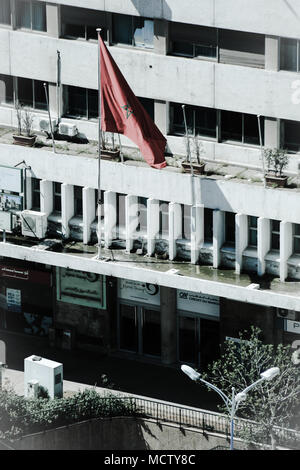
[181,364,280,450]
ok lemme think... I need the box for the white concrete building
[0,0,300,369]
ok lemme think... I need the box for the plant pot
[13,134,37,147]
[181,161,206,175]
[265,174,288,188]
[100,148,120,161]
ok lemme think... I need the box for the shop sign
[0,264,51,285]
[177,289,220,318]
[118,279,160,306]
[0,194,23,213]
[56,267,106,309]
[6,288,21,312]
[285,320,300,335]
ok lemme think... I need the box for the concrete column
[125,195,138,252]
[213,210,225,268]
[25,175,32,210]
[191,205,204,265]
[265,36,279,71]
[235,214,248,275]
[83,187,95,244]
[160,286,177,365]
[169,202,182,261]
[153,19,169,55]
[257,218,271,276]
[40,180,53,216]
[46,3,61,38]
[264,117,279,149]
[147,199,159,256]
[61,184,74,239]
[154,100,169,136]
[280,221,293,281]
[104,191,117,248]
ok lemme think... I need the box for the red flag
[99,37,167,169]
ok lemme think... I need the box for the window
[116,193,126,238]
[171,103,217,138]
[31,178,40,210]
[225,212,235,245]
[280,38,299,72]
[61,5,107,41]
[221,111,264,145]
[112,14,154,49]
[0,0,11,25]
[182,205,191,240]
[271,220,280,251]
[159,201,169,237]
[204,208,213,242]
[219,29,265,68]
[16,0,46,32]
[64,86,98,120]
[74,186,83,216]
[53,182,62,214]
[293,224,300,254]
[281,119,300,152]
[17,78,47,110]
[0,74,13,105]
[137,197,147,233]
[248,216,258,247]
[170,23,217,59]
[138,97,154,121]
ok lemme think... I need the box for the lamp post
[181,364,280,450]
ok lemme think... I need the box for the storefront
[177,289,220,369]
[117,279,161,357]
[0,261,53,336]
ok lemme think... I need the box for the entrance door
[119,303,161,357]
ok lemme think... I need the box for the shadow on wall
[129,0,172,20]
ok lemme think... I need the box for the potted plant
[13,104,37,147]
[100,131,120,161]
[181,136,206,174]
[263,148,289,187]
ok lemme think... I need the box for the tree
[202,326,300,449]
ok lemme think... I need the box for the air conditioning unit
[21,210,48,239]
[39,118,57,133]
[24,356,63,399]
[58,122,78,137]
[277,308,297,321]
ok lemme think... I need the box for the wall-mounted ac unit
[21,210,47,239]
[58,122,78,137]
[277,308,297,321]
[39,119,57,133]
[24,356,63,399]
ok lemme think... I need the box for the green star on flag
[122,102,134,119]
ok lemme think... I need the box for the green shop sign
[56,268,106,309]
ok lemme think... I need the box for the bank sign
[118,279,160,306]
[177,289,220,318]
[56,268,106,309]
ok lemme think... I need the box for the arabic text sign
[57,268,106,309]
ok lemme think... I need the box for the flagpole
[97,28,102,259]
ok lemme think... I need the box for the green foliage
[263,148,289,176]
[202,326,300,448]
[0,387,139,441]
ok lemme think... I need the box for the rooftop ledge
[1,126,300,191]
[0,237,300,311]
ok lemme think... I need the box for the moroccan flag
[99,37,167,169]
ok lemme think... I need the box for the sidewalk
[0,330,221,411]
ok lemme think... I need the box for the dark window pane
[204,208,213,241]
[272,220,280,232]
[0,74,13,105]
[138,97,154,121]
[16,0,31,28]
[88,89,98,119]
[280,38,297,72]
[182,205,191,239]
[74,186,82,216]
[225,212,235,244]
[221,111,242,142]
[295,224,300,236]
[283,120,300,152]
[113,14,132,45]
[18,78,33,108]
[244,114,264,145]
[271,220,280,250]
[271,233,280,250]
[249,229,257,246]
[65,86,86,118]
[172,103,193,135]
[195,44,217,58]
[195,107,217,138]
[249,216,258,228]
[64,23,85,38]
[32,1,46,31]
[159,201,169,236]
[294,237,300,254]
[137,197,147,232]
[173,41,193,57]
[34,80,47,110]
[0,0,11,25]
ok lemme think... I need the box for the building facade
[1,0,300,371]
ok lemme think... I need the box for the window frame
[170,102,217,140]
[270,220,280,251]
[16,0,47,33]
[31,177,41,211]
[53,182,62,214]
[16,77,48,111]
[248,216,258,248]
[0,0,12,27]
[159,201,169,238]
[63,85,98,121]
[112,14,154,50]
[280,37,300,73]
[293,224,300,254]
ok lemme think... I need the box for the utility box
[24,355,63,399]
[27,379,39,398]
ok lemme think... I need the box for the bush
[0,388,139,440]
